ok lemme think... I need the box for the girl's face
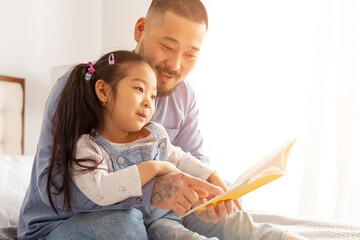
[102,63,157,140]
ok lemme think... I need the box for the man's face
[134,11,207,95]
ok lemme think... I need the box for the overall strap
[90,131,120,163]
[144,122,164,139]
[144,122,167,151]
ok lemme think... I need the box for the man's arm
[150,172,223,215]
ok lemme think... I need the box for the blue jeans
[44,209,148,240]
[45,209,284,240]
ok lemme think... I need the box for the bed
[1,75,360,240]
[0,75,33,239]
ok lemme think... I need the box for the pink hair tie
[85,62,95,81]
[108,53,115,65]
[87,62,95,74]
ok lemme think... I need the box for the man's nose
[165,52,181,71]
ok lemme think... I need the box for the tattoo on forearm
[151,173,184,207]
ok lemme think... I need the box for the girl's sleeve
[71,135,142,206]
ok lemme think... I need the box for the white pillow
[0,154,34,226]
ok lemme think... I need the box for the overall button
[117,157,124,164]
[136,198,142,204]
[158,142,166,150]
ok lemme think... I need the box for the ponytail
[47,63,103,213]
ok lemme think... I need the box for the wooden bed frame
[0,75,25,154]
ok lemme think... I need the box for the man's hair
[147,0,208,29]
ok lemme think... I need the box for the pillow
[0,154,34,226]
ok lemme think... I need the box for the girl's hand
[156,161,181,176]
[137,160,181,187]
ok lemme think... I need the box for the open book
[179,138,296,219]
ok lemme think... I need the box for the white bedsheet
[251,211,360,239]
[0,154,33,226]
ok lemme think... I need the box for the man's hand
[194,199,235,223]
[193,171,242,223]
[150,172,223,215]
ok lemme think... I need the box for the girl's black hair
[46,50,149,214]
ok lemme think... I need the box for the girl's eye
[151,95,157,100]
[135,87,143,93]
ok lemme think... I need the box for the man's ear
[95,80,110,104]
[134,17,147,43]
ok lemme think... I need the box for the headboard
[0,75,25,155]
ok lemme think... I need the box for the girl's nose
[143,97,151,108]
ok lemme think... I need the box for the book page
[231,138,294,187]
[179,138,296,219]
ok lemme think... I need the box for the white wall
[102,0,151,52]
[1,0,102,154]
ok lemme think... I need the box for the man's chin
[157,83,180,96]
[157,88,175,96]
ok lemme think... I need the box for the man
[18,0,300,239]
[133,0,236,221]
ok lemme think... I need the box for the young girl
[18,50,299,240]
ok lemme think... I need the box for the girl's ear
[95,80,110,104]
[134,17,147,43]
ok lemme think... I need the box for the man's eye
[186,54,197,58]
[135,87,143,93]
[161,43,173,51]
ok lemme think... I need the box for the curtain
[299,0,360,223]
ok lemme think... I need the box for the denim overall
[90,123,180,227]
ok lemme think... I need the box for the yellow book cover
[179,138,296,219]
